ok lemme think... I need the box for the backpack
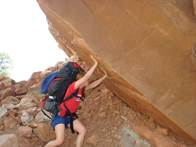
[40,71,59,94]
[40,62,82,117]
[48,62,81,103]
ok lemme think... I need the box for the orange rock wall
[37,0,196,143]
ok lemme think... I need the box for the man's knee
[79,126,87,135]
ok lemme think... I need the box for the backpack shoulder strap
[41,108,52,120]
[63,89,79,102]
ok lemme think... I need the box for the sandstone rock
[20,111,33,125]
[28,122,38,128]
[98,111,106,118]
[28,71,42,86]
[0,75,7,82]
[25,107,37,115]
[55,61,65,70]
[1,96,20,110]
[18,95,36,110]
[37,0,196,143]
[121,127,151,147]
[194,0,196,16]
[1,96,20,105]
[0,134,18,147]
[0,107,8,125]
[18,126,32,138]
[14,81,28,95]
[34,123,55,142]
[134,125,154,140]
[0,87,15,100]
[40,70,51,79]
[35,111,50,123]
[0,78,15,90]
[155,126,168,136]
[29,71,42,81]
[4,116,18,130]
[2,103,19,110]
[46,66,56,72]
[86,134,98,146]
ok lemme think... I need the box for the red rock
[4,116,18,130]
[0,78,15,90]
[18,126,32,138]
[1,96,20,105]
[20,111,33,125]
[0,134,18,147]
[155,126,168,136]
[194,0,196,16]
[0,107,8,125]
[14,81,28,95]
[0,87,15,100]
[86,134,98,146]
[33,123,55,142]
[18,95,36,110]
[29,71,42,81]
[133,125,153,140]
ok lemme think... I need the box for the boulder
[0,107,8,125]
[0,87,15,100]
[0,134,18,147]
[34,123,55,142]
[0,78,15,90]
[28,71,42,87]
[20,111,33,125]
[14,81,28,95]
[1,96,20,105]
[4,116,18,130]
[17,126,32,138]
[18,95,36,110]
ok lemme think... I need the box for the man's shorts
[51,114,77,129]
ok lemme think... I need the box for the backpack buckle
[49,96,56,99]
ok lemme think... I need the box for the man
[45,55,107,147]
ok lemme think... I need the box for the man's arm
[66,45,79,62]
[75,56,98,89]
[86,74,107,90]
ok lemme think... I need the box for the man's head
[70,55,79,62]
[76,67,85,80]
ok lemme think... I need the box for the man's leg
[73,119,87,147]
[44,124,65,147]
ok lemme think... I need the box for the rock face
[0,134,18,147]
[34,123,55,142]
[194,0,196,16]
[37,0,196,143]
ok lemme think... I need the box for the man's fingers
[99,67,107,76]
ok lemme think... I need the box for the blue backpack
[40,71,59,94]
[40,62,83,102]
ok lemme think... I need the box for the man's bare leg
[44,124,65,147]
[73,119,87,147]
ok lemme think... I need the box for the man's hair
[78,67,85,76]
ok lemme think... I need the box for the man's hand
[100,67,107,79]
[90,55,98,66]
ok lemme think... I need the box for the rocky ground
[0,62,194,147]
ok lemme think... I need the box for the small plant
[0,52,13,76]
